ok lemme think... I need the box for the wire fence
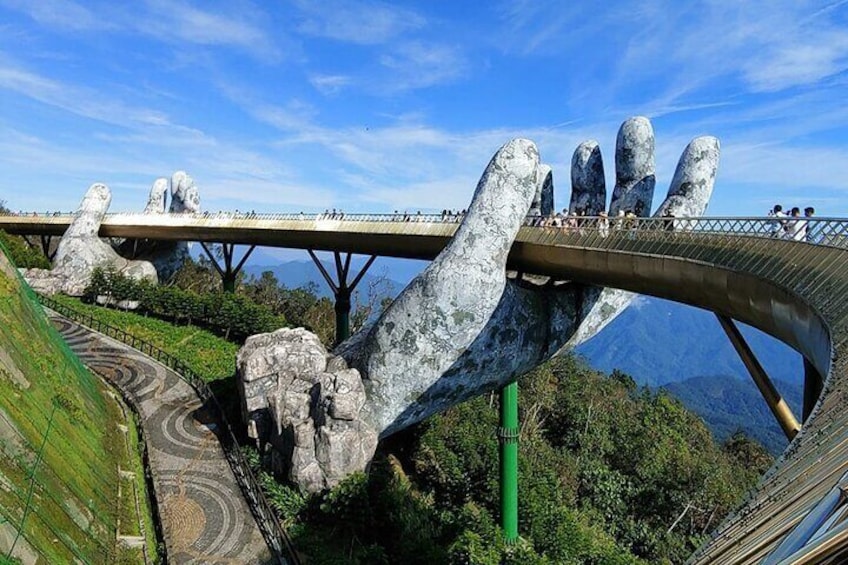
[37,294,301,565]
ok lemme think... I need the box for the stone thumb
[64,183,110,238]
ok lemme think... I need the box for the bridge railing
[36,294,301,565]
[4,210,848,250]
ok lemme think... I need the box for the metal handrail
[2,210,844,248]
[36,294,301,565]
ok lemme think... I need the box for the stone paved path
[51,314,275,564]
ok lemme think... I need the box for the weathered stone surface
[655,136,720,219]
[144,177,169,213]
[169,171,201,214]
[529,163,554,217]
[238,117,721,493]
[118,173,202,282]
[347,139,540,434]
[237,328,378,492]
[609,116,655,217]
[570,140,606,214]
[23,183,157,296]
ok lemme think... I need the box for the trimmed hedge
[84,267,286,341]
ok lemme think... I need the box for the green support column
[200,242,255,294]
[335,289,351,345]
[498,381,519,544]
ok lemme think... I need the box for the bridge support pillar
[200,243,256,293]
[23,234,57,262]
[498,381,519,545]
[308,250,376,346]
[716,314,800,440]
[803,358,824,422]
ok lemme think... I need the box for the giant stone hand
[115,171,201,281]
[237,117,720,492]
[23,183,158,296]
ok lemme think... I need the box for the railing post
[498,381,519,545]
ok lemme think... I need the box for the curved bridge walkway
[49,314,273,564]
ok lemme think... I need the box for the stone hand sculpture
[238,117,720,492]
[115,171,201,281]
[23,183,158,296]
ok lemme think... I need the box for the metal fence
[3,209,848,250]
[37,294,301,565]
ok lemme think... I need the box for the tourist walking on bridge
[784,207,807,241]
[769,204,786,236]
[804,207,816,243]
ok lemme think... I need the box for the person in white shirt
[784,207,806,241]
[768,204,785,237]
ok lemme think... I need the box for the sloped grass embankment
[0,249,155,563]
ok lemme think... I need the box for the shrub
[83,268,286,341]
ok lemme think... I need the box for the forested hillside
[266,356,772,564]
[663,374,802,455]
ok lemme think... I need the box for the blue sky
[2,0,848,219]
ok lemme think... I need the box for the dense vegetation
[239,357,769,564]
[84,266,285,341]
[50,294,238,384]
[0,246,156,563]
[0,231,50,270]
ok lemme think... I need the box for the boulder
[237,328,378,492]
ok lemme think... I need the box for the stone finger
[64,183,110,238]
[169,171,201,213]
[655,136,720,218]
[570,140,606,215]
[352,138,540,433]
[530,163,554,217]
[609,116,655,217]
[143,177,169,214]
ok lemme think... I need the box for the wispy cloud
[378,41,468,91]
[0,0,107,31]
[294,0,425,45]
[309,74,352,95]
[139,0,283,61]
[0,57,174,128]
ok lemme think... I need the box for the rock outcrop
[238,117,721,492]
[238,328,378,492]
[24,184,157,296]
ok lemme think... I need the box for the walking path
[50,314,274,564]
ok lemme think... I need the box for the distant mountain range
[575,296,802,387]
[662,375,801,456]
[574,296,803,455]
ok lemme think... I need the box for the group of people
[768,205,816,242]
[523,208,664,238]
